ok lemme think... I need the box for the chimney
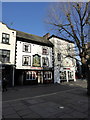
[43,33,50,39]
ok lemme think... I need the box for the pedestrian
[2,77,8,92]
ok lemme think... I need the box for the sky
[2,2,51,37]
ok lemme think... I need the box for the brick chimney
[43,33,50,39]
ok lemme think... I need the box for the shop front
[60,67,76,82]
[15,68,54,86]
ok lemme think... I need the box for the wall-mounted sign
[32,54,41,67]
[31,67,43,70]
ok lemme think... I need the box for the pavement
[2,79,89,119]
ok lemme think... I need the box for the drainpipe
[12,65,15,87]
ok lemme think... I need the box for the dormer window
[2,33,10,44]
[23,43,31,52]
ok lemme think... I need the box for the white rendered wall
[49,37,76,83]
[16,41,53,69]
[0,22,16,65]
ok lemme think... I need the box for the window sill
[22,51,31,53]
[1,42,10,45]
[22,65,31,66]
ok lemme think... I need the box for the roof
[48,35,74,44]
[16,30,54,47]
[1,22,53,47]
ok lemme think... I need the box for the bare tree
[46,2,90,78]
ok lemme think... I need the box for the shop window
[57,53,61,61]
[22,56,31,66]
[42,47,48,55]
[0,49,10,63]
[42,57,49,67]
[23,43,31,52]
[60,71,66,80]
[32,54,41,67]
[68,71,73,79]
[2,33,10,44]
[44,72,52,80]
[26,71,36,80]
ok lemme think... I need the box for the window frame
[2,33,10,44]
[22,55,31,66]
[42,47,48,55]
[42,57,49,67]
[23,43,31,53]
[0,49,10,63]
[44,71,52,80]
[26,71,36,80]
[57,53,61,61]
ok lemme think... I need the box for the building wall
[49,37,76,83]
[0,22,16,65]
[16,41,53,69]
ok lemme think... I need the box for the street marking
[3,87,85,103]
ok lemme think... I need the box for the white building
[0,22,16,86]
[49,35,76,83]
[15,30,54,85]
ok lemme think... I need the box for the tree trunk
[87,59,90,95]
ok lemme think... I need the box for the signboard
[32,54,41,67]
[31,67,43,70]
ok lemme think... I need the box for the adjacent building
[48,35,76,83]
[0,22,16,86]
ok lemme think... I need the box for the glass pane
[2,38,5,42]
[6,34,9,38]
[26,72,29,80]
[2,34,5,37]
[29,73,32,80]
[6,38,9,43]
[33,73,35,80]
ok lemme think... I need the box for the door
[38,72,43,84]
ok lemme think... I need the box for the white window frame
[23,43,31,53]
[2,33,10,44]
[26,71,36,80]
[42,47,48,55]
[22,55,31,66]
[44,71,52,80]
[0,49,10,63]
[42,57,49,67]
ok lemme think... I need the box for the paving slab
[2,81,88,119]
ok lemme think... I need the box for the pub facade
[15,30,54,85]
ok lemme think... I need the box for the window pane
[26,72,29,80]
[2,34,5,37]
[23,56,31,66]
[6,34,9,38]
[42,57,48,67]
[2,38,5,42]
[2,33,9,44]
[0,50,10,63]
[23,43,31,52]
[30,73,32,79]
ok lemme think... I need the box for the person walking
[2,77,8,92]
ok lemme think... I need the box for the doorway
[38,71,43,84]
